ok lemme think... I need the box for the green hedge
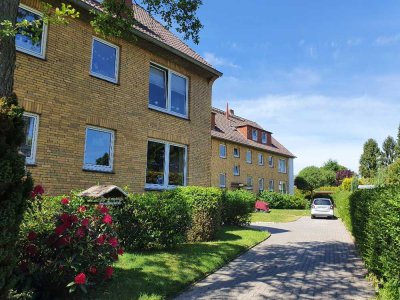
[348,186,400,299]
[112,190,190,250]
[332,191,352,232]
[258,191,309,209]
[222,190,256,226]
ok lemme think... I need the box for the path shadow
[249,224,290,234]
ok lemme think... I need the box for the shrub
[314,186,339,192]
[339,177,353,191]
[332,191,352,232]
[176,187,222,242]
[112,190,190,250]
[258,191,309,209]
[222,190,256,226]
[15,194,122,298]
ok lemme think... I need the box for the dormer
[237,125,272,146]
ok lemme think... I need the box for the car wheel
[311,215,315,219]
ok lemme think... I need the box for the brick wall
[15,0,215,195]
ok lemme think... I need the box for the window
[269,179,274,192]
[149,64,188,117]
[83,126,114,172]
[90,37,119,83]
[146,140,187,189]
[233,165,240,176]
[258,153,264,165]
[278,159,287,173]
[259,178,264,192]
[21,112,39,165]
[219,173,226,188]
[246,176,253,189]
[246,150,252,163]
[252,128,258,141]
[262,132,267,144]
[268,156,274,168]
[233,147,240,158]
[219,144,227,158]
[279,181,287,194]
[16,5,47,58]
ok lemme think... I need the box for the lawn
[251,209,309,223]
[95,226,269,300]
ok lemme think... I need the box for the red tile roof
[212,107,295,158]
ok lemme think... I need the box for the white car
[311,198,334,219]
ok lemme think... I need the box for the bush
[15,194,122,298]
[314,186,339,192]
[339,177,353,191]
[112,190,190,250]
[222,190,256,226]
[332,191,352,232]
[258,191,309,209]
[176,187,222,242]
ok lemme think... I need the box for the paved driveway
[176,217,375,300]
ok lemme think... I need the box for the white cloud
[203,52,239,69]
[375,34,400,45]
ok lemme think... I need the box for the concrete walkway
[176,217,375,300]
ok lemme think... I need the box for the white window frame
[279,181,287,194]
[246,150,252,164]
[278,159,287,173]
[262,132,267,144]
[233,165,240,176]
[83,126,115,172]
[219,173,226,188]
[269,179,274,192]
[258,153,264,166]
[16,4,48,59]
[233,147,240,158]
[90,36,120,83]
[259,178,264,192]
[22,112,39,165]
[149,62,189,119]
[219,144,227,158]
[269,156,274,168]
[246,176,253,189]
[252,128,258,141]
[145,139,187,190]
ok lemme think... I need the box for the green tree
[359,138,380,178]
[295,166,335,194]
[380,136,396,166]
[395,124,400,160]
[321,159,347,172]
[386,158,400,185]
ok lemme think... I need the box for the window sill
[82,168,115,174]
[145,185,182,191]
[26,163,37,167]
[90,73,119,85]
[17,48,46,60]
[220,156,227,159]
[148,105,189,120]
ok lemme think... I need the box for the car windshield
[313,199,331,206]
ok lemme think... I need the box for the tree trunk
[0,0,20,98]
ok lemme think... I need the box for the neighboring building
[15,0,221,194]
[211,107,295,194]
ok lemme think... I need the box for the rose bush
[14,191,122,298]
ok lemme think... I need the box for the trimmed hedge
[258,191,309,209]
[112,190,190,250]
[222,190,256,225]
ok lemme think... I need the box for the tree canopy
[321,159,347,173]
[359,138,380,178]
[295,166,336,193]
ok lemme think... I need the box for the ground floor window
[83,126,114,172]
[146,140,187,189]
[219,173,226,188]
[259,178,264,192]
[279,181,287,194]
[269,179,274,192]
[21,112,39,165]
[246,176,253,189]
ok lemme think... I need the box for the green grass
[95,226,269,300]
[251,209,309,223]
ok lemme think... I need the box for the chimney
[226,102,229,119]
[211,112,216,129]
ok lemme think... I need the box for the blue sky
[184,0,400,174]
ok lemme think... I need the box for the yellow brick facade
[15,0,217,195]
[211,138,290,194]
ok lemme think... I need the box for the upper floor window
[233,165,240,176]
[258,153,264,165]
[146,140,187,189]
[259,178,264,192]
[278,159,287,173]
[83,126,114,172]
[233,147,240,158]
[219,144,227,158]
[219,173,226,188]
[246,150,252,163]
[90,37,119,83]
[269,179,274,192]
[246,176,253,189]
[21,112,39,165]
[262,132,267,144]
[268,156,274,167]
[149,64,188,118]
[16,5,47,59]
[279,181,287,194]
[252,128,258,141]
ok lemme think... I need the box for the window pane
[219,174,225,187]
[219,145,226,157]
[16,7,44,55]
[21,116,35,159]
[146,141,165,185]
[149,66,167,109]
[262,133,267,143]
[84,129,112,167]
[169,145,185,186]
[170,73,187,115]
[91,39,117,80]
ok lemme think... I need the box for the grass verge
[251,209,309,223]
[95,226,269,300]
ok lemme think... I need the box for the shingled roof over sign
[212,107,295,158]
[73,0,221,76]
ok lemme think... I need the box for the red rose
[55,224,67,235]
[89,266,97,274]
[117,248,124,255]
[96,234,106,245]
[31,185,45,198]
[26,244,37,257]
[27,231,37,241]
[56,235,71,247]
[75,226,86,238]
[104,266,113,279]
[60,198,69,205]
[69,215,78,224]
[108,237,118,248]
[74,273,86,285]
[81,218,89,227]
[78,206,86,213]
[97,204,109,214]
[60,213,70,223]
[102,214,112,224]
